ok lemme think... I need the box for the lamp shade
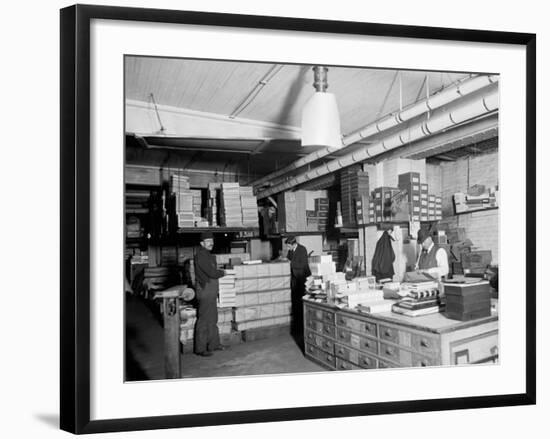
[301,92,343,148]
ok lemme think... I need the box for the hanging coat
[371,230,395,281]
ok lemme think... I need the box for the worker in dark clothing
[193,232,226,357]
[285,235,311,348]
[414,229,449,279]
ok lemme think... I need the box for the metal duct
[256,84,499,199]
[252,74,498,190]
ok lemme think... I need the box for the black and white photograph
[124,56,501,381]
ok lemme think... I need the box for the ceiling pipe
[256,84,498,199]
[252,74,498,190]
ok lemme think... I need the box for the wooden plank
[162,297,181,379]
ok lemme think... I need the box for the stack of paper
[218,269,237,307]
[240,186,259,228]
[220,183,242,227]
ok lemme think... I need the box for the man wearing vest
[415,229,449,280]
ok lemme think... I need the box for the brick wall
[440,147,499,264]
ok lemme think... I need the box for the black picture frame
[60,4,536,434]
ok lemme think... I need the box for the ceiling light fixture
[301,66,343,149]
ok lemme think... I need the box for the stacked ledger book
[240,186,259,228]
[220,183,242,227]
[392,281,443,316]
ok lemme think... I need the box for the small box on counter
[443,281,491,321]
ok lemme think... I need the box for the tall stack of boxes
[371,186,400,222]
[398,172,422,222]
[306,197,329,231]
[179,306,233,350]
[420,183,429,221]
[206,183,218,226]
[220,183,242,227]
[239,186,259,228]
[231,262,292,331]
[277,191,307,232]
[340,166,370,226]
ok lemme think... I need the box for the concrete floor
[125,293,325,381]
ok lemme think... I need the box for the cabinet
[303,298,498,370]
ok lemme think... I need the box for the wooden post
[162,296,181,379]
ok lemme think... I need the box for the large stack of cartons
[340,166,370,226]
[371,186,401,222]
[190,189,203,224]
[231,262,292,331]
[277,190,307,232]
[398,171,422,222]
[214,252,251,266]
[179,306,234,349]
[240,186,259,228]
[306,197,329,231]
[218,269,237,307]
[220,183,242,227]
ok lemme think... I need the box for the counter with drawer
[303,297,498,371]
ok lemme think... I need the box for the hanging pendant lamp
[301,66,343,149]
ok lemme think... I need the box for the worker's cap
[417,229,431,244]
[199,231,214,241]
[284,235,297,244]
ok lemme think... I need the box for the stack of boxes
[306,197,329,231]
[206,183,219,226]
[277,191,307,232]
[420,183,429,221]
[220,183,242,227]
[218,269,237,307]
[179,306,233,349]
[239,186,259,228]
[398,172,422,222]
[340,166,370,226]
[443,281,492,321]
[231,262,292,331]
[371,186,401,222]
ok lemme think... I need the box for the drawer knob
[420,338,430,348]
[327,355,333,361]
[338,318,346,325]
[338,349,344,355]
[419,360,428,367]
[340,364,348,370]
[323,342,330,348]
[365,324,371,332]
[364,341,370,348]
[384,329,392,337]
[308,346,314,353]
[340,332,346,339]
[308,333,314,339]
[363,358,370,366]
[386,347,395,356]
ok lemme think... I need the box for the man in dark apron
[285,236,311,350]
[193,232,226,357]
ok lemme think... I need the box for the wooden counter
[303,297,498,371]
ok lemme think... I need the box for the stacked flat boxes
[232,262,292,331]
[306,198,329,231]
[218,271,237,307]
[420,183,429,221]
[427,195,442,220]
[179,306,233,347]
[240,186,259,228]
[372,187,400,222]
[340,167,370,226]
[220,183,242,227]
[170,175,194,228]
[190,189,202,221]
[398,172,422,222]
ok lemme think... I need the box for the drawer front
[305,343,336,368]
[379,342,413,366]
[306,306,335,325]
[379,324,399,344]
[335,357,362,371]
[411,353,440,368]
[336,328,378,354]
[411,333,440,356]
[357,352,378,369]
[305,319,335,338]
[378,358,399,368]
[305,330,335,354]
[337,314,377,337]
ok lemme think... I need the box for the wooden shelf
[176,227,259,234]
[455,206,498,215]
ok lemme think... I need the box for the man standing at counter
[285,235,311,349]
[194,232,226,357]
[415,229,449,280]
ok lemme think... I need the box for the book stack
[220,183,242,227]
[206,183,219,226]
[443,280,491,321]
[240,186,259,228]
[218,269,237,307]
[391,287,442,317]
[125,189,150,215]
